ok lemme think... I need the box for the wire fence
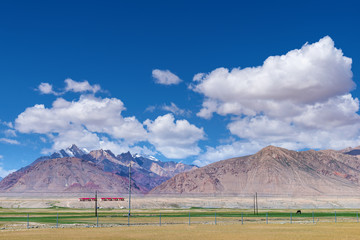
[2,193,360,230]
[1,210,360,230]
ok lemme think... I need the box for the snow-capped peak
[50,144,86,159]
[147,155,159,162]
[132,153,159,161]
[82,148,90,154]
[65,148,75,157]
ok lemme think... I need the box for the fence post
[160,213,161,226]
[56,213,59,228]
[312,211,314,224]
[215,212,217,225]
[290,212,292,224]
[241,212,243,225]
[97,212,99,227]
[266,212,268,224]
[128,212,130,227]
[335,211,336,223]
[189,212,190,225]
[27,214,29,229]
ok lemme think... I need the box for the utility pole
[95,190,98,217]
[128,161,131,226]
[256,192,258,215]
[253,194,256,215]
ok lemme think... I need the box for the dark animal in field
[296,210,301,214]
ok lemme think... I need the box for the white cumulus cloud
[193,36,354,118]
[38,82,60,95]
[194,141,262,167]
[0,161,16,178]
[15,95,147,153]
[144,114,205,159]
[192,36,360,165]
[0,156,17,178]
[152,69,182,85]
[37,79,101,96]
[0,167,15,178]
[64,78,101,93]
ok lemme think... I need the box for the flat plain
[2,196,360,239]
[2,223,360,240]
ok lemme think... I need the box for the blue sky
[0,0,360,176]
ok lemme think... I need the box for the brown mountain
[151,146,360,196]
[0,145,197,193]
[0,157,144,193]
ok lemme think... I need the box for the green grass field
[1,208,359,228]
[2,208,360,240]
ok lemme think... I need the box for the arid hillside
[151,146,360,195]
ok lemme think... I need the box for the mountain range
[2,144,360,196]
[0,144,197,193]
[151,145,360,196]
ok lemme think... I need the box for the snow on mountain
[1,144,196,193]
[147,156,159,162]
[51,144,86,158]
[133,153,159,162]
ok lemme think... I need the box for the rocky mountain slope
[151,146,360,196]
[0,144,197,193]
[0,157,143,193]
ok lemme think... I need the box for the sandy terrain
[2,223,360,240]
[1,194,360,209]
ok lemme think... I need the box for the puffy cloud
[194,141,262,166]
[144,114,205,159]
[15,95,146,142]
[37,79,101,96]
[0,160,16,178]
[0,155,3,159]
[45,128,101,152]
[193,73,205,81]
[292,94,360,130]
[191,36,360,165]
[192,36,360,159]
[15,95,147,153]
[98,138,156,156]
[229,116,360,150]
[40,128,154,156]
[193,36,354,117]
[0,166,15,178]
[152,69,182,85]
[15,89,204,159]
[196,99,219,119]
[64,78,101,93]
[38,82,59,95]
[228,116,296,142]
[0,138,20,145]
